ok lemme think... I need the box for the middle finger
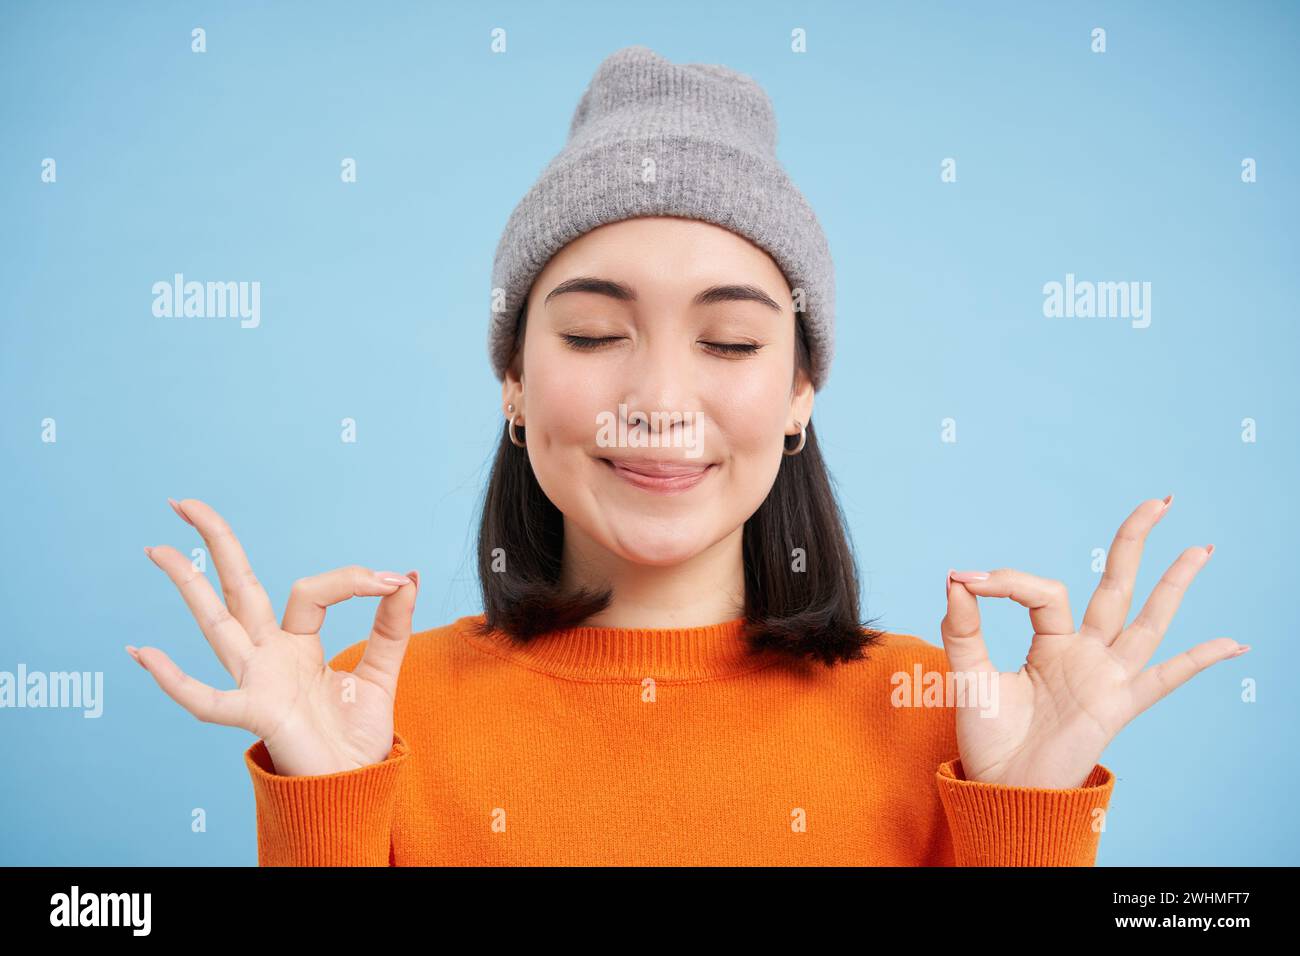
[1080,496,1171,644]
[169,498,279,643]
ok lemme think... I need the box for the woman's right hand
[133,497,419,777]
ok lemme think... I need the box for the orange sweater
[243,614,1115,866]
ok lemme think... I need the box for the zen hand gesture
[940,495,1249,790]
[132,498,418,777]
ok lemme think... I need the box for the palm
[941,496,1246,790]
[955,633,1130,790]
[234,632,397,772]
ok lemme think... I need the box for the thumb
[940,569,994,673]
[356,569,418,694]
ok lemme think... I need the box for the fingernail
[1233,644,1251,657]
[125,645,147,669]
[946,568,953,595]
[1206,544,1215,557]
[407,570,420,590]
[143,546,154,559]
[1157,494,1173,520]
[168,498,195,527]
[950,570,990,582]
[376,571,413,586]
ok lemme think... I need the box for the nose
[619,335,698,445]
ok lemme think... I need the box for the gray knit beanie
[488,45,835,391]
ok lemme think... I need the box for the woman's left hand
[938,495,1249,790]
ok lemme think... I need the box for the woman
[130,46,1245,866]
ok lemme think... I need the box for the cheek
[526,341,600,431]
[522,362,606,484]
[711,369,791,456]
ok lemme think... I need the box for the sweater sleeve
[243,731,411,866]
[933,757,1115,866]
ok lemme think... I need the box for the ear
[501,300,528,404]
[789,365,814,431]
[502,366,523,418]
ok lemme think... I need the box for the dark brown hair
[470,301,887,667]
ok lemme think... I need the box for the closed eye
[560,334,760,356]
[702,341,761,356]
[560,334,623,351]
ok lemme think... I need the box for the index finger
[171,498,278,643]
[953,568,1075,636]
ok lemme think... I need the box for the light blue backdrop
[1,0,1295,865]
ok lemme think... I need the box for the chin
[603,524,711,567]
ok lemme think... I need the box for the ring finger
[1112,544,1214,672]
[144,544,255,680]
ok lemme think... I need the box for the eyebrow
[543,276,783,313]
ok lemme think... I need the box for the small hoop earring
[508,413,526,448]
[783,419,806,456]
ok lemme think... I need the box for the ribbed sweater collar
[457,613,778,681]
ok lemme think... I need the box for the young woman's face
[504,215,814,568]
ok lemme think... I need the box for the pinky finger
[132,645,249,728]
[1129,637,1246,715]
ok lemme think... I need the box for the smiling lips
[599,456,716,494]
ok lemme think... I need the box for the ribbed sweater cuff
[243,732,410,866]
[935,758,1115,866]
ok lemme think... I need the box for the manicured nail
[1233,644,1251,657]
[376,571,413,586]
[946,568,954,595]
[125,645,147,669]
[407,570,420,590]
[1206,544,1215,557]
[143,546,154,559]
[1156,494,1173,520]
[168,498,195,526]
[950,570,990,582]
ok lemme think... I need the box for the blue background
[1,0,1295,865]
